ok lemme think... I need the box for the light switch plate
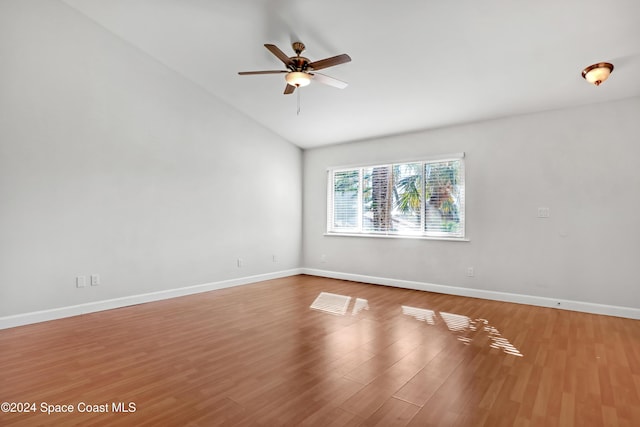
[537,207,550,218]
[76,276,86,288]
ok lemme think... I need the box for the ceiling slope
[63,0,640,148]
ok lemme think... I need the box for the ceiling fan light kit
[285,71,311,87]
[581,62,614,86]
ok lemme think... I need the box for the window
[327,155,465,239]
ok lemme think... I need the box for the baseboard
[301,268,640,320]
[0,269,303,330]
[4,267,637,329]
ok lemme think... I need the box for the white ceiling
[62,0,640,149]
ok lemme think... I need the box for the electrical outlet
[76,276,86,288]
[90,274,100,286]
[537,207,550,218]
[272,255,278,263]
[466,267,474,277]
[237,258,243,268]
[320,254,327,263]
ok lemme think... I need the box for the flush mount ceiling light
[581,62,614,86]
[285,71,311,88]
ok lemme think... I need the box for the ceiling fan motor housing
[289,57,311,72]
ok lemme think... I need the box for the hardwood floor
[1,275,639,426]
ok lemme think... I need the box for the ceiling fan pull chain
[297,89,301,115]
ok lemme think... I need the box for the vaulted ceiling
[62,0,640,148]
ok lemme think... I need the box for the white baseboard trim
[4,267,637,329]
[0,269,303,330]
[301,268,640,320]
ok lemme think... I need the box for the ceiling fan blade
[284,84,296,95]
[238,70,288,75]
[265,44,292,67]
[308,53,351,71]
[311,73,348,89]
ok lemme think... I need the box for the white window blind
[327,156,465,239]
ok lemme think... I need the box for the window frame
[326,154,467,241]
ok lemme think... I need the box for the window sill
[324,232,470,242]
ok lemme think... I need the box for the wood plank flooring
[1,275,639,426]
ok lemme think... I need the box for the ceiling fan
[238,42,351,94]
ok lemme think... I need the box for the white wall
[303,97,640,310]
[0,0,301,317]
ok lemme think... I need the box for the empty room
[1,0,639,426]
